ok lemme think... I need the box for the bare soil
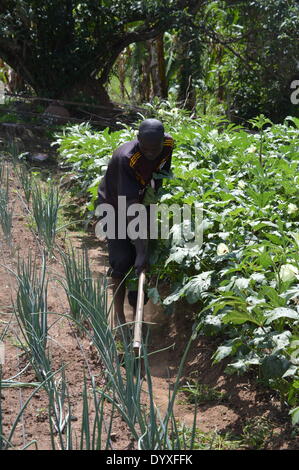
[0,159,298,450]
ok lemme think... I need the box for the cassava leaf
[289,407,299,426]
[147,287,161,305]
[261,355,291,381]
[222,310,263,326]
[265,307,299,325]
[212,338,242,363]
[183,271,213,304]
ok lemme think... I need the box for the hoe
[133,270,146,354]
[132,270,147,377]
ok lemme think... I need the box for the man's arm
[153,150,173,193]
[135,151,173,270]
[123,196,148,274]
[117,159,149,274]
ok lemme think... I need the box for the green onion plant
[0,168,13,245]
[13,254,50,380]
[31,182,62,254]
[16,164,33,204]
[64,264,197,449]
[60,247,95,325]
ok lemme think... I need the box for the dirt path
[0,159,298,450]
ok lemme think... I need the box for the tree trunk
[115,49,131,101]
[60,76,112,107]
[177,34,196,111]
[131,42,151,104]
[0,0,204,107]
[147,33,168,99]
[118,53,126,101]
[216,45,224,103]
[140,59,152,103]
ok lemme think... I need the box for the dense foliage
[110,0,299,120]
[1,1,298,120]
[212,0,299,121]
[0,0,198,101]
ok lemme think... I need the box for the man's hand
[126,199,149,274]
[142,186,158,206]
[134,238,148,275]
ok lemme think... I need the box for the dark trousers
[107,237,148,309]
[98,204,148,308]
[107,237,136,279]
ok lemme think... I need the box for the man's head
[137,119,164,160]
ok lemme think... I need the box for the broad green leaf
[166,247,189,265]
[258,252,273,269]
[213,345,233,362]
[265,233,283,245]
[251,221,278,231]
[163,287,184,306]
[212,338,242,363]
[147,287,161,305]
[289,407,299,426]
[272,331,292,353]
[264,307,299,325]
[291,232,299,248]
[234,277,250,290]
[282,365,298,378]
[183,271,213,304]
[225,355,260,374]
[261,355,291,381]
[285,116,299,129]
[222,310,263,326]
[261,286,285,306]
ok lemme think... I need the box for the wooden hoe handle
[133,271,146,351]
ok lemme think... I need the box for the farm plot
[53,110,299,446]
[0,115,299,450]
[0,158,203,450]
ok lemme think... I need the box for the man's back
[98,134,173,208]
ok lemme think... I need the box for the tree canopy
[0,0,298,120]
[0,0,201,102]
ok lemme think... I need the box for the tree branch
[86,24,168,85]
[199,24,289,82]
